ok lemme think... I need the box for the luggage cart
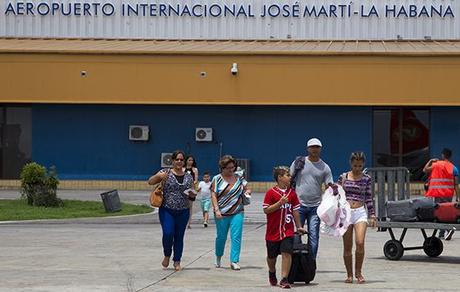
[377,221,459,260]
[367,167,459,260]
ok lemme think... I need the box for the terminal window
[373,108,430,181]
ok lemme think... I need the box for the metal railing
[366,167,411,220]
[235,158,250,181]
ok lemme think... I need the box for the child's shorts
[266,237,294,259]
[350,206,368,225]
[201,198,211,212]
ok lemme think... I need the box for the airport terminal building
[1,0,460,183]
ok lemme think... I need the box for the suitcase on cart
[417,205,437,222]
[433,202,460,223]
[386,197,435,222]
[287,234,316,284]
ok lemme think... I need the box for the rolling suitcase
[433,202,460,223]
[386,197,435,222]
[287,234,316,284]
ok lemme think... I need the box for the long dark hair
[185,155,197,168]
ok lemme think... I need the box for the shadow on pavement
[291,282,319,287]
[317,270,343,274]
[372,255,460,264]
[329,280,387,284]
[218,265,264,270]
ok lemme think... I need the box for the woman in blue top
[148,150,195,271]
[211,155,251,270]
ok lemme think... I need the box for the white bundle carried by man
[317,185,351,237]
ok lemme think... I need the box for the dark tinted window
[1,106,32,178]
[373,108,430,181]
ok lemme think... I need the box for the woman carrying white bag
[317,184,351,237]
[337,152,376,284]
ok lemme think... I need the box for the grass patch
[0,199,152,221]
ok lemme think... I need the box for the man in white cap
[290,137,335,259]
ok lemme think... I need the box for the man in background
[423,148,459,240]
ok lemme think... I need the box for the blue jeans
[215,212,244,263]
[159,207,190,262]
[298,205,320,259]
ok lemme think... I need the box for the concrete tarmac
[1,190,460,291]
[2,223,460,292]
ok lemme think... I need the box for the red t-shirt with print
[263,187,301,242]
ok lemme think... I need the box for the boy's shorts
[201,198,211,212]
[266,237,294,259]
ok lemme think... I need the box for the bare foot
[356,274,365,284]
[344,277,353,284]
[173,261,182,271]
[161,256,170,269]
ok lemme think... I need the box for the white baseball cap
[307,138,322,147]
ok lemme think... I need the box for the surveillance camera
[231,63,238,75]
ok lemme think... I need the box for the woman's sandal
[161,257,170,270]
[356,275,366,284]
[173,261,182,271]
[344,277,353,284]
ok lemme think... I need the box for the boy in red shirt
[263,166,305,289]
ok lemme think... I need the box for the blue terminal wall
[32,105,373,181]
[430,107,460,167]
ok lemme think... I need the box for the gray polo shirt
[290,157,333,207]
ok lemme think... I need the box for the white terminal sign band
[4,2,455,18]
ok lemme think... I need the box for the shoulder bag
[150,169,170,208]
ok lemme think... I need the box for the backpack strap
[291,156,306,188]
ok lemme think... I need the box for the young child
[197,172,212,227]
[263,166,305,289]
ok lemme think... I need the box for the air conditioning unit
[195,128,213,142]
[129,125,149,141]
[161,153,173,168]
